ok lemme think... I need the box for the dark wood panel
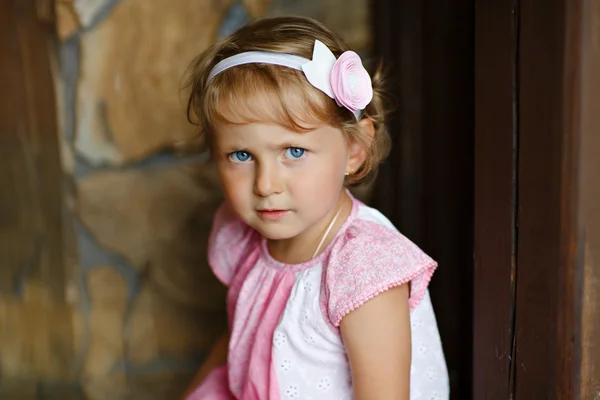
[0,0,64,300]
[370,0,424,242]
[472,0,517,398]
[420,1,474,397]
[576,0,600,397]
[371,1,474,397]
[514,0,582,396]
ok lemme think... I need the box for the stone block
[74,0,234,164]
[76,163,226,311]
[271,0,371,52]
[86,265,128,312]
[244,0,273,17]
[71,310,86,363]
[22,281,52,305]
[72,0,116,28]
[126,284,158,365]
[0,299,75,380]
[81,306,129,399]
[126,311,157,366]
[83,374,129,400]
[127,373,195,400]
[126,283,225,362]
[55,1,81,40]
[0,380,37,400]
[78,289,130,400]
[84,308,125,378]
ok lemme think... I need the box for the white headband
[206,40,373,120]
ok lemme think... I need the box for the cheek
[217,165,252,207]
[291,156,345,195]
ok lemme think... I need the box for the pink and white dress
[187,194,449,400]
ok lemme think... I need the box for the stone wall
[50,0,370,398]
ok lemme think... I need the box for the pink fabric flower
[330,51,373,112]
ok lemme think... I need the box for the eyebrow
[218,131,315,149]
[217,144,250,154]
[218,141,311,154]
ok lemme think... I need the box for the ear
[346,118,375,174]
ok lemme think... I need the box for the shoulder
[208,203,258,286]
[331,203,436,275]
[323,203,437,326]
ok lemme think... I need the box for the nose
[254,162,282,197]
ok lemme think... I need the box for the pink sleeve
[208,203,255,286]
[324,221,437,327]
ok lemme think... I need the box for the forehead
[204,65,335,134]
[213,122,345,149]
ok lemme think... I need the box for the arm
[340,284,412,400]
[180,331,230,399]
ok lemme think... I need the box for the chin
[252,224,299,241]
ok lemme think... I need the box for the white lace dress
[187,194,449,400]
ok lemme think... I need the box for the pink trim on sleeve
[324,219,438,327]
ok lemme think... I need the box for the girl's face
[212,121,358,242]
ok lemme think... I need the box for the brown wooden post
[513,0,583,396]
[475,0,600,397]
[473,0,517,397]
[515,0,600,397]
[578,2,600,397]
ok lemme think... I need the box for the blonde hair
[185,15,391,185]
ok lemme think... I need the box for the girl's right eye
[229,151,252,163]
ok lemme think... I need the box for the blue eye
[285,147,306,159]
[229,151,252,163]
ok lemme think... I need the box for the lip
[256,209,290,221]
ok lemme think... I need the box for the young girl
[182,16,449,400]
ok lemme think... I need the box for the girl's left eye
[284,147,306,159]
[229,150,252,163]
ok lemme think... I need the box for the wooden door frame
[474,0,597,397]
[374,0,597,397]
[472,0,516,396]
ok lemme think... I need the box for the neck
[267,190,352,264]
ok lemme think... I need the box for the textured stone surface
[244,0,273,17]
[0,381,36,400]
[126,284,158,365]
[83,373,128,400]
[22,281,52,304]
[145,284,226,357]
[87,265,128,311]
[84,308,125,378]
[35,0,373,397]
[0,381,85,400]
[0,299,75,380]
[127,373,197,400]
[79,280,225,399]
[73,0,119,28]
[126,310,157,365]
[271,0,371,52]
[76,163,225,310]
[71,309,86,364]
[55,1,81,40]
[75,0,234,165]
[123,282,225,362]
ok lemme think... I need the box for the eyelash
[227,147,308,163]
[229,150,252,163]
[284,147,306,160]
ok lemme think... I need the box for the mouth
[256,209,290,221]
